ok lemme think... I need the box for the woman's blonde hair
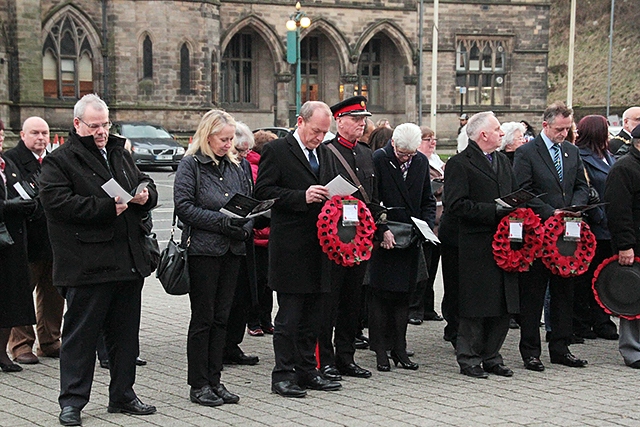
[187,109,238,164]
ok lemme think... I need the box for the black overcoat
[39,129,158,287]
[3,139,52,262]
[0,155,36,327]
[254,133,339,294]
[444,140,519,317]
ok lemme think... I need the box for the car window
[120,124,172,139]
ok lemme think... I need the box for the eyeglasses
[77,118,112,131]
[422,137,437,142]
[394,147,418,159]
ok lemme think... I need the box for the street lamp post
[286,2,311,117]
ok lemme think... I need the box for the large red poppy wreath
[541,213,596,278]
[492,208,544,272]
[317,195,376,267]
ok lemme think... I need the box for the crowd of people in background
[2,93,640,425]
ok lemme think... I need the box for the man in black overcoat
[609,106,640,155]
[39,94,158,426]
[6,117,65,364]
[316,96,376,382]
[444,111,519,378]
[513,101,589,371]
[254,101,341,398]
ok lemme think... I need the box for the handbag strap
[171,157,201,246]
[325,142,371,204]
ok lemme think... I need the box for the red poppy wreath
[541,213,596,278]
[317,195,376,267]
[492,207,544,272]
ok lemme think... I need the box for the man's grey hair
[466,111,496,141]
[392,123,422,151]
[234,121,255,149]
[299,101,331,122]
[74,94,109,119]
[499,121,526,151]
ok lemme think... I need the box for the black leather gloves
[495,203,516,219]
[3,197,37,216]
[220,216,249,241]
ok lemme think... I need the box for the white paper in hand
[101,178,133,204]
[326,175,358,198]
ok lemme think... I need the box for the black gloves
[220,216,250,241]
[495,203,515,219]
[587,186,600,205]
[3,197,37,216]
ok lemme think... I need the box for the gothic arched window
[180,43,191,95]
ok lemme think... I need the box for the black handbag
[386,221,417,249]
[0,222,14,249]
[156,230,190,295]
[141,212,160,272]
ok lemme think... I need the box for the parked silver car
[112,122,185,170]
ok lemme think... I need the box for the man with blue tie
[254,101,342,398]
[513,102,590,372]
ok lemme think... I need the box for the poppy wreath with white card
[541,213,596,278]
[317,195,376,267]
[492,208,543,272]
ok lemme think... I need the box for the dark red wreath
[592,255,640,320]
[492,207,543,272]
[317,195,376,267]
[541,214,596,278]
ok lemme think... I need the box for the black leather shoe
[190,385,224,406]
[0,362,23,372]
[550,352,588,367]
[460,365,488,378]
[424,313,444,321]
[212,383,239,404]
[59,406,81,426]
[571,334,585,344]
[135,357,147,366]
[99,360,109,369]
[271,380,307,398]
[354,337,369,350]
[320,365,342,381]
[596,330,619,340]
[629,360,640,369]
[523,357,545,372]
[107,397,156,415]
[223,352,259,366]
[408,318,423,325]
[355,333,369,343]
[484,363,513,377]
[509,318,520,329]
[300,374,342,391]
[337,362,372,378]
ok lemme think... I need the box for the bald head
[21,117,50,156]
[623,107,640,134]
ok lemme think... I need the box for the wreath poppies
[317,195,376,267]
[492,208,544,272]
[540,213,596,278]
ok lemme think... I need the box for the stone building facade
[0,0,551,141]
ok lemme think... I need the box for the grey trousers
[456,315,510,369]
[619,318,640,366]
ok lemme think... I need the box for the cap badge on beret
[330,96,372,119]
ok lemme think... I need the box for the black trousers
[573,240,617,335]
[58,279,143,409]
[246,246,273,329]
[318,261,367,368]
[519,260,575,360]
[187,254,240,388]
[456,315,510,369]
[367,289,409,355]
[440,243,460,342]
[409,244,441,320]
[272,292,323,384]
[224,258,251,359]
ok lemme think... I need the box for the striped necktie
[551,144,563,182]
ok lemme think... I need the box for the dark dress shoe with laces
[320,365,342,381]
[223,352,259,365]
[550,352,588,367]
[212,383,239,404]
[59,406,81,426]
[484,363,513,377]
[300,374,342,391]
[337,362,372,378]
[271,380,307,398]
[460,365,489,378]
[523,357,545,372]
[190,385,224,406]
[107,397,156,415]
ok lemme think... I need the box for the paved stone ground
[2,171,640,426]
